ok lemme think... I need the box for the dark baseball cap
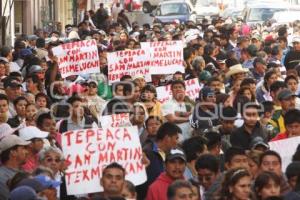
[246,44,258,57]
[16,178,47,193]
[200,86,215,99]
[277,89,297,101]
[3,77,22,88]
[166,149,186,162]
[250,137,269,150]
[253,57,266,67]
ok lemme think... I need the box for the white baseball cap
[0,135,30,153]
[19,126,49,141]
[0,123,16,140]
[292,36,300,43]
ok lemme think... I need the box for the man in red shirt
[146,149,186,200]
[272,109,300,141]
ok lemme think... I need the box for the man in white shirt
[162,80,193,141]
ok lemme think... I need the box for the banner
[107,48,151,84]
[62,126,147,195]
[100,113,132,128]
[107,41,184,84]
[156,78,201,103]
[269,136,300,171]
[140,41,184,74]
[52,39,100,78]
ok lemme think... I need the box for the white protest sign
[52,39,100,78]
[62,126,147,195]
[140,41,184,74]
[107,48,152,84]
[269,136,300,171]
[100,113,132,128]
[156,78,201,104]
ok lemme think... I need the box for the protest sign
[100,113,132,128]
[156,78,201,103]
[107,49,152,84]
[107,41,184,84]
[52,39,100,78]
[269,136,300,171]
[141,41,184,74]
[62,126,147,195]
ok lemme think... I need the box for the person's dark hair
[225,58,239,68]
[284,109,300,126]
[120,75,132,81]
[140,84,157,101]
[220,106,237,121]
[143,23,150,29]
[270,81,287,93]
[36,38,45,48]
[156,122,182,141]
[261,101,274,114]
[241,78,256,87]
[35,92,51,108]
[167,180,193,200]
[0,93,9,104]
[182,136,207,162]
[25,74,43,92]
[225,147,246,163]
[123,180,136,197]
[292,144,300,163]
[264,69,277,90]
[195,154,219,173]
[285,75,299,85]
[204,44,215,56]
[278,26,287,37]
[13,96,28,107]
[264,197,284,200]
[7,171,31,191]
[254,171,281,199]
[0,145,19,163]
[207,77,221,86]
[271,45,281,56]
[102,162,125,178]
[220,168,251,199]
[277,36,287,43]
[36,112,52,129]
[123,81,138,96]
[67,95,82,105]
[216,93,230,105]
[171,80,185,90]
[145,116,162,129]
[285,161,300,180]
[259,150,282,166]
[204,131,221,151]
[233,95,251,114]
[192,43,202,51]
[184,47,194,60]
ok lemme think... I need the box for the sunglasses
[45,158,61,163]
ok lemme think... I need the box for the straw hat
[225,64,249,78]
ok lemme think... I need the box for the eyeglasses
[89,84,97,88]
[45,158,61,163]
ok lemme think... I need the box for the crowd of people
[1,2,300,200]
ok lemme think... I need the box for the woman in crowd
[216,168,253,200]
[246,149,264,179]
[256,69,278,103]
[254,171,281,200]
[140,84,163,120]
